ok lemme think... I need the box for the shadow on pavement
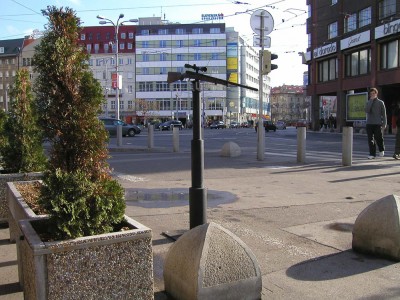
[286,250,395,281]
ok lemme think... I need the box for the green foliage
[39,169,125,240]
[0,68,47,173]
[33,6,125,239]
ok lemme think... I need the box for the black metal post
[189,79,207,229]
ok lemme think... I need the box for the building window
[128,85,133,93]
[106,32,111,40]
[160,53,168,61]
[120,43,125,50]
[381,40,399,70]
[111,101,116,109]
[345,49,371,76]
[318,57,338,82]
[211,53,219,60]
[359,7,371,28]
[141,29,150,35]
[143,54,150,62]
[129,32,134,39]
[121,32,126,39]
[158,29,168,35]
[160,67,167,74]
[94,44,99,53]
[176,28,185,34]
[194,53,201,60]
[81,34,85,40]
[344,13,357,33]
[192,28,203,34]
[88,33,93,41]
[211,40,218,47]
[128,100,133,109]
[87,44,92,52]
[177,54,184,61]
[120,101,124,110]
[127,58,133,64]
[328,22,337,39]
[104,43,109,52]
[159,40,167,48]
[96,33,101,40]
[210,28,221,34]
[127,43,133,49]
[142,41,149,48]
[379,0,396,20]
[194,40,201,47]
[176,40,184,47]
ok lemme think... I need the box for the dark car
[210,121,226,129]
[99,118,141,137]
[160,120,183,131]
[255,120,277,132]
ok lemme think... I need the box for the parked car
[210,121,226,129]
[255,120,277,132]
[229,121,240,128]
[295,119,308,128]
[276,120,287,130]
[99,118,141,137]
[159,120,183,131]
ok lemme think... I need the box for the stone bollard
[342,126,353,166]
[164,222,262,300]
[148,125,154,149]
[221,142,241,157]
[173,126,179,152]
[297,126,306,163]
[352,194,400,261]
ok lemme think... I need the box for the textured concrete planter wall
[19,216,154,300]
[7,180,47,243]
[0,173,42,225]
[7,180,47,287]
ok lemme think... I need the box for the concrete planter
[7,180,47,243]
[7,180,47,288]
[19,216,154,300]
[0,172,42,225]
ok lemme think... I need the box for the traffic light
[262,50,278,75]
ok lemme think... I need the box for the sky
[0,0,308,87]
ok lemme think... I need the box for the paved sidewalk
[1,143,400,299]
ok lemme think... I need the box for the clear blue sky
[1,0,308,87]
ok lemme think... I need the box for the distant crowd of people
[319,114,337,130]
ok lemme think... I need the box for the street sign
[111,73,122,89]
[250,9,274,36]
[253,36,271,48]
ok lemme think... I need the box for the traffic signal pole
[257,11,266,161]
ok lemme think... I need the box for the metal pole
[115,22,123,146]
[189,79,207,229]
[257,11,265,161]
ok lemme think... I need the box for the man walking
[365,88,387,159]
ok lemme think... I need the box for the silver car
[99,118,141,137]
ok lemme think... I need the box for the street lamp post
[97,14,138,146]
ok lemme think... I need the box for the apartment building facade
[306,0,400,132]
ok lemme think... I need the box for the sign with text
[111,73,122,89]
[346,92,367,121]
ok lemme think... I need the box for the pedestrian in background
[393,103,400,159]
[365,88,387,159]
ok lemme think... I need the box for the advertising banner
[346,92,367,121]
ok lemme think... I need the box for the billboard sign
[346,92,367,121]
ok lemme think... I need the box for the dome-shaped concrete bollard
[163,222,261,300]
[220,141,241,157]
[352,194,400,261]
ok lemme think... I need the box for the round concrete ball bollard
[220,142,241,157]
[163,222,262,300]
[352,194,400,261]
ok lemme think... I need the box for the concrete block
[164,222,261,300]
[220,142,241,157]
[352,194,400,261]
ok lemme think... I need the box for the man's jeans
[366,124,384,156]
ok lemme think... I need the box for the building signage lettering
[313,42,337,59]
[375,19,400,39]
[201,13,224,21]
[340,30,370,50]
